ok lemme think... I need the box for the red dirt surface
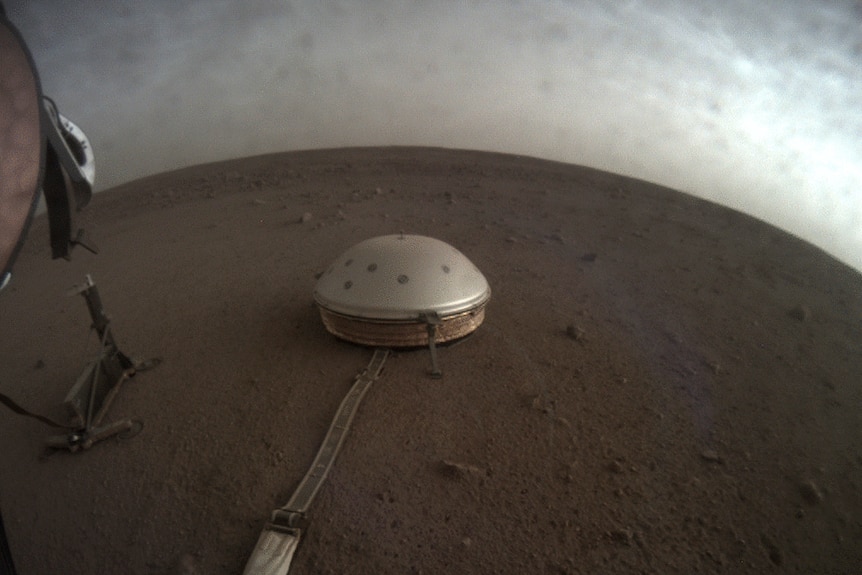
[1,147,860,574]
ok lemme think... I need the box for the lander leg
[45,275,159,452]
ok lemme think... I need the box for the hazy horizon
[6,0,862,272]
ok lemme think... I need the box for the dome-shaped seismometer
[314,234,491,347]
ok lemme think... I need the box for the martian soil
[1,147,860,574]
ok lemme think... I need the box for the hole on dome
[367,263,377,272]
[344,259,353,267]
[397,274,409,284]
[344,280,353,289]
[442,265,450,273]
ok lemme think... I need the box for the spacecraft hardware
[245,234,490,574]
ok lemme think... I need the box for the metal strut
[44,275,159,452]
[243,347,390,575]
[420,311,443,378]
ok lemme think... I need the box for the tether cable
[243,348,390,575]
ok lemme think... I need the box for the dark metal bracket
[420,311,443,379]
[45,275,159,452]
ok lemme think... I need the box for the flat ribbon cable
[243,348,390,575]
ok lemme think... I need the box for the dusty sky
[6,0,862,272]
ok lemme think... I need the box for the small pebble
[609,528,633,546]
[440,459,485,479]
[565,324,584,341]
[788,304,811,322]
[171,554,199,575]
[701,450,722,463]
[799,480,823,505]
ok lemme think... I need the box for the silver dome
[314,234,490,322]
